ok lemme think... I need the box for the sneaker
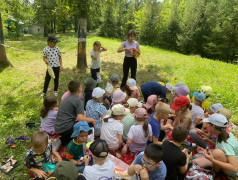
[40,93,46,98]
[54,91,58,97]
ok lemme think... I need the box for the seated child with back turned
[83,139,115,179]
[24,132,62,179]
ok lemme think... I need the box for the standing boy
[41,35,62,97]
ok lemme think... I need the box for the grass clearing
[0,32,237,179]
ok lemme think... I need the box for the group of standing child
[26,30,238,180]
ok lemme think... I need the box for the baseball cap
[201,85,213,97]
[209,103,223,113]
[127,98,140,108]
[110,74,120,82]
[92,87,105,98]
[132,108,147,119]
[194,91,206,102]
[203,113,228,127]
[84,78,97,90]
[175,82,186,87]
[71,121,92,138]
[111,104,126,116]
[55,161,79,180]
[89,139,109,158]
[174,85,190,97]
[165,83,174,94]
[47,35,60,43]
[112,90,126,103]
[171,96,190,111]
[126,79,138,90]
[144,95,157,109]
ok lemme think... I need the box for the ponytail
[143,120,149,138]
[215,126,229,143]
[40,96,57,118]
[186,103,192,110]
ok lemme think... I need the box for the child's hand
[185,150,192,160]
[76,159,84,166]
[83,155,90,166]
[122,144,128,154]
[203,149,214,162]
[140,168,149,180]
[60,66,63,72]
[34,169,48,179]
[44,59,49,65]
[133,164,143,174]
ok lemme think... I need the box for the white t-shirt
[43,46,62,67]
[191,103,204,126]
[128,124,152,152]
[83,160,115,180]
[100,118,123,150]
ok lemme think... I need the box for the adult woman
[117,29,140,88]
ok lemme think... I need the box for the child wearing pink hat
[144,95,158,116]
[123,108,152,153]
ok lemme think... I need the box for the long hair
[214,125,229,143]
[136,117,149,138]
[40,96,57,118]
[122,85,131,96]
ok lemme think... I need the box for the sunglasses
[141,157,157,168]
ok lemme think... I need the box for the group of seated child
[24,75,238,180]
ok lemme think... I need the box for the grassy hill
[0,32,237,179]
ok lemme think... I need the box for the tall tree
[0,11,12,68]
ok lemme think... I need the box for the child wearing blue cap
[66,121,92,173]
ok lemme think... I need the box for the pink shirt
[61,91,83,101]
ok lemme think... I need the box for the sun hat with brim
[110,74,120,82]
[127,98,139,108]
[126,79,138,90]
[165,83,174,94]
[112,90,126,103]
[89,139,109,158]
[55,161,79,180]
[174,85,190,97]
[92,87,105,99]
[194,91,206,102]
[171,96,190,111]
[71,121,92,138]
[203,113,228,128]
[132,108,147,119]
[217,108,232,120]
[144,95,157,109]
[111,104,126,116]
[84,78,97,90]
[201,85,213,97]
[210,103,223,113]
[175,82,186,87]
[48,35,60,43]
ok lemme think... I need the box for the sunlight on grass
[0,33,237,179]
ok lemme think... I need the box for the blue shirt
[133,152,167,180]
[148,112,161,139]
[140,81,166,98]
[86,100,107,133]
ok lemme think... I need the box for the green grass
[0,32,238,179]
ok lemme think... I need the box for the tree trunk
[0,12,12,68]
[44,25,48,37]
[76,16,87,71]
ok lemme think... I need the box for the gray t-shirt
[55,94,84,133]
[121,40,139,56]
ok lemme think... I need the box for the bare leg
[192,156,213,168]
[212,149,228,173]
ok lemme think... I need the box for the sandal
[0,161,15,175]
[2,156,19,168]
[5,138,16,148]
[25,122,39,129]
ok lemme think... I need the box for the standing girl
[117,29,140,88]
[40,96,58,135]
[123,108,152,153]
[41,35,62,97]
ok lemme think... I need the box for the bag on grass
[47,65,55,79]
[96,72,101,83]
[185,161,213,180]
[43,163,56,173]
